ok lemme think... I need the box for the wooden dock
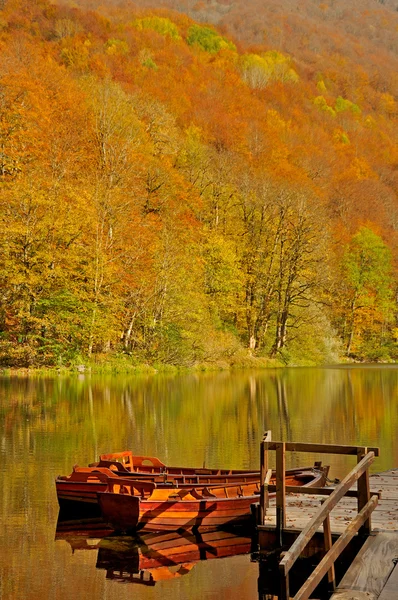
[256,434,398,600]
[330,531,398,600]
[261,469,398,535]
[259,468,398,600]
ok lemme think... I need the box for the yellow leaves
[185,123,202,143]
[54,18,82,39]
[138,48,158,70]
[105,38,129,56]
[364,115,376,129]
[266,109,290,133]
[240,50,299,89]
[60,38,91,71]
[379,93,397,117]
[333,129,350,145]
[133,16,181,40]
[314,95,336,117]
[347,157,378,181]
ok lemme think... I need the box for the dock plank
[378,564,398,600]
[261,470,398,534]
[330,532,398,598]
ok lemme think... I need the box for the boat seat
[149,489,182,501]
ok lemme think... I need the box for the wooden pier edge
[256,433,398,600]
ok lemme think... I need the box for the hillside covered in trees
[0,0,397,369]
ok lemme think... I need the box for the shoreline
[1,357,394,378]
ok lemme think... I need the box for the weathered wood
[279,452,375,576]
[330,592,377,600]
[260,441,266,525]
[323,509,336,591]
[332,532,398,597]
[259,430,272,525]
[279,569,289,600]
[265,484,381,498]
[265,442,379,456]
[357,449,371,535]
[293,495,378,600]
[276,442,286,545]
[378,563,398,600]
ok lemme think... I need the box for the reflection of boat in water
[97,468,328,532]
[98,530,255,584]
[55,523,255,586]
[55,517,114,545]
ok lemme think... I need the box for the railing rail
[279,451,375,574]
[285,494,378,600]
[258,433,380,600]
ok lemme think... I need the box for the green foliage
[314,95,336,117]
[335,96,361,114]
[134,16,181,40]
[338,227,395,359]
[334,130,350,144]
[186,24,236,53]
[343,227,392,295]
[203,232,242,318]
[141,55,158,69]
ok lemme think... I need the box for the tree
[338,227,394,358]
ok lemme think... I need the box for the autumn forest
[1,0,398,369]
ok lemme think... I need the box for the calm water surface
[1,366,397,600]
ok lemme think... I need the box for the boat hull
[56,468,261,519]
[96,468,328,533]
[98,492,256,532]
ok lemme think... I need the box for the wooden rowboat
[97,467,327,532]
[56,455,262,519]
[92,450,260,479]
[56,451,326,520]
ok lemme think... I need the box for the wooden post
[357,448,371,535]
[279,567,289,600]
[260,440,266,525]
[322,502,336,592]
[276,441,286,546]
[259,430,271,525]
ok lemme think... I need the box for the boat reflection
[55,521,256,586]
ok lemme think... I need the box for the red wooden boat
[56,451,326,521]
[56,452,262,519]
[97,467,327,532]
[56,450,265,517]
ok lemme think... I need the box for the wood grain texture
[330,592,377,599]
[378,564,398,600]
[330,532,398,599]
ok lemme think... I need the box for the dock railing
[259,434,380,600]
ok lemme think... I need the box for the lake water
[1,366,397,600]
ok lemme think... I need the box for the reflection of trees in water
[275,375,292,442]
[1,367,397,472]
